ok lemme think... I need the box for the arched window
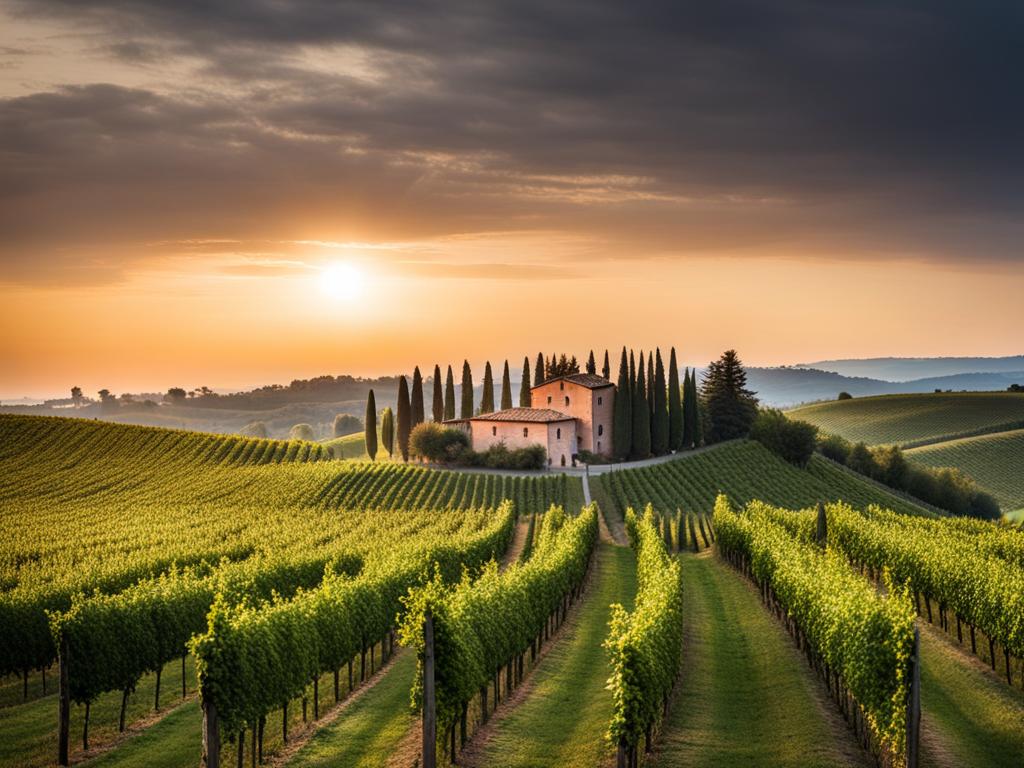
[492,426,497,436]
[547,395,552,404]
[598,424,604,436]
[560,381,564,390]
[523,427,529,438]
[560,454,566,466]
[597,441,602,452]
[556,427,561,439]
[564,396,570,406]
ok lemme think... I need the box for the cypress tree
[481,361,495,413]
[693,371,704,447]
[411,366,425,426]
[500,360,513,410]
[396,376,411,461]
[632,351,651,458]
[701,350,757,442]
[460,361,474,419]
[520,356,532,407]
[380,407,394,458]
[668,348,683,450]
[602,350,611,380]
[586,350,597,375]
[613,347,632,460]
[629,350,636,394]
[682,368,695,449]
[364,389,378,461]
[444,365,456,421]
[534,353,545,387]
[432,365,444,423]
[647,353,655,423]
[652,348,669,455]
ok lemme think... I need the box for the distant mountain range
[750,366,1024,408]
[793,355,1024,382]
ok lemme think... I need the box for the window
[560,381,564,390]
[597,441,601,452]
[523,427,529,438]
[556,427,561,439]
[492,426,497,436]
[560,455,566,466]
[564,396,570,406]
[598,424,604,436]
[598,396,603,405]
[547,395,552,404]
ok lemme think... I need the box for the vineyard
[787,392,1024,447]
[906,429,1024,519]
[599,440,927,520]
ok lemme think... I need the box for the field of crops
[787,392,1024,446]
[599,440,927,520]
[907,429,1024,519]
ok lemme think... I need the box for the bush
[333,413,363,437]
[288,423,316,441]
[818,433,852,464]
[837,391,853,400]
[749,409,818,467]
[869,445,908,488]
[577,449,603,465]
[240,421,268,438]
[845,442,877,478]
[409,423,469,463]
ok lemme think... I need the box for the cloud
[1,0,1023,286]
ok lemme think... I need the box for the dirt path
[500,518,532,568]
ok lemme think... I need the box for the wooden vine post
[422,611,437,768]
[57,636,70,766]
[202,695,220,768]
[815,502,827,547]
[906,627,921,768]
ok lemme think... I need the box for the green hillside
[787,392,1024,446]
[907,429,1024,521]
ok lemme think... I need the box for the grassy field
[460,542,637,768]
[907,429,1024,519]
[787,392,1024,446]
[651,551,867,767]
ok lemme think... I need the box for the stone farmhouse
[447,373,615,467]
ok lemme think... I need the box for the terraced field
[907,429,1024,520]
[788,392,1024,446]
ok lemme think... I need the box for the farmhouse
[447,373,615,466]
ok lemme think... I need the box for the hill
[907,429,1024,521]
[786,392,1024,446]
[794,355,1024,382]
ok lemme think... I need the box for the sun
[318,263,365,301]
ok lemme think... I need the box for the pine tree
[701,349,758,442]
[586,350,597,375]
[380,407,394,458]
[432,365,444,423]
[668,348,683,451]
[500,360,513,410]
[444,365,456,421]
[411,366,425,426]
[682,368,695,449]
[652,348,669,455]
[534,353,545,387]
[613,347,632,460]
[632,351,651,458]
[520,356,532,407]
[396,376,411,461]
[481,361,495,413]
[460,361,474,419]
[364,389,378,461]
[602,350,611,380]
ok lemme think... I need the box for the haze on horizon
[2,1,1022,399]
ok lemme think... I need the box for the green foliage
[652,348,669,456]
[411,367,425,427]
[749,409,818,466]
[399,505,598,739]
[838,391,853,400]
[520,357,532,407]
[713,497,916,758]
[501,360,513,411]
[818,432,851,463]
[701,349,758,443]
[397,376,411,462]
[409,423,469,463]
[605,507,683,750]
[481,361,495,414]
[432,365,445,423]
[545,353,580,379]
[241,421,269,438]
[460,361,474,419]
[380,407,395,457]
[534,353,545,388]
[682,369,694,449]
[444,366,456,422]
[586,350,597,375]
[333,413,362,438]
[364,392,378,461]
[668,348,683,451]
[613,347,633,461]
[461,443,547,470]
[602,349,611,380]
[289,423,316,442]
[631,352,651,458]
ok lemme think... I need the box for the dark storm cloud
[2,0,1023,283]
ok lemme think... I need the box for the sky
[1,1,1022,399]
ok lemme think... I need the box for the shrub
[749,409,818,467]
[837,391,853,400]
[409,423,469,463]
[818,433,852,463]
[240,421,268,438]
[333,413,362,437]
[845,442,877,478]
[577,449,604,465]
[869,445,908,488]
[288,423,316,441]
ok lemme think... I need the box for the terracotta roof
[531,372,614,390]
[466,408,575,423]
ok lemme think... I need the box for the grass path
[917,622,1024,767]
[651,551,868,768]
[459,542,637,768]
